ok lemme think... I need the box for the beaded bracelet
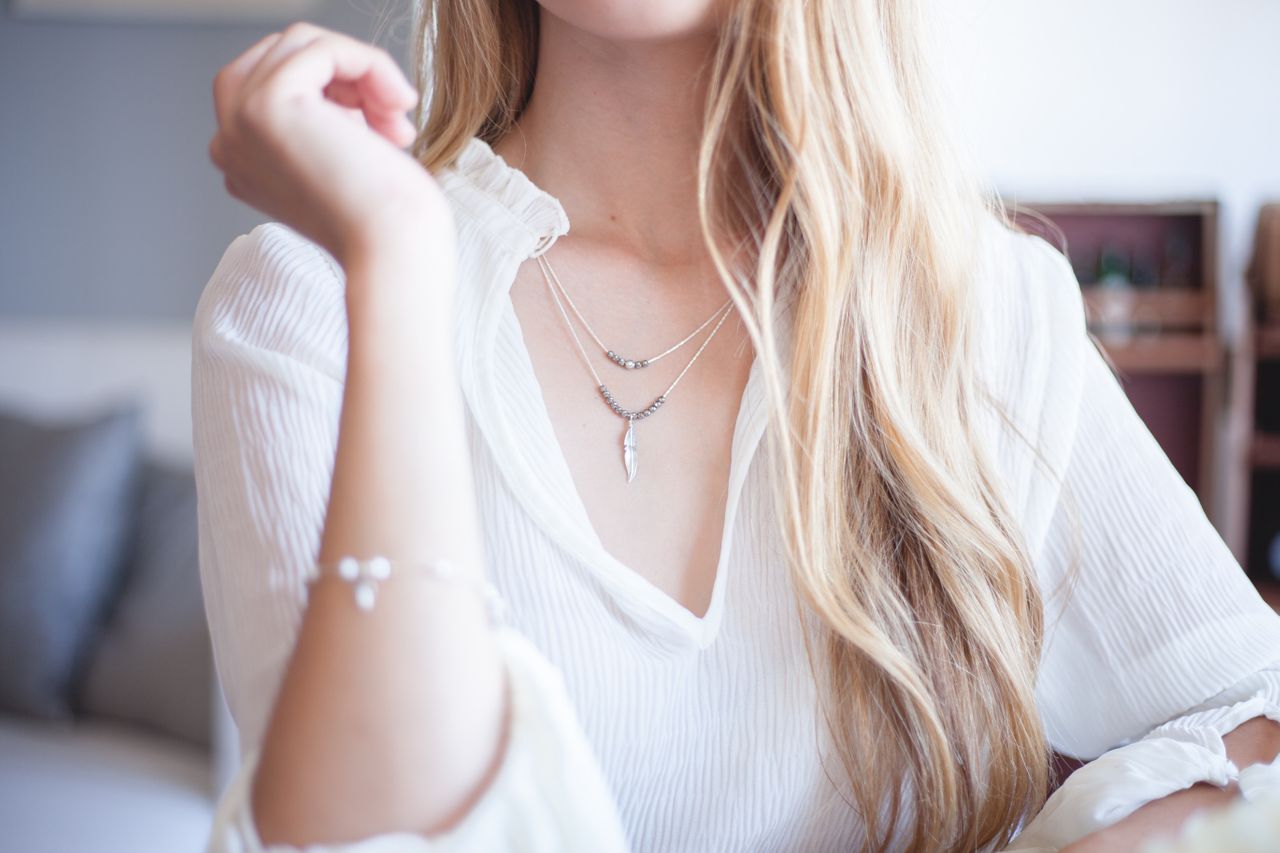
[306,555,507,624]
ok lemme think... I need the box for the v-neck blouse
[194,135,1280,852]
[441,138,786,648]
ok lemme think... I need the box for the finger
[337,45,419,112]
[241,22,327,98]
[365,109,418,148]
[228,31,285,79]
[213,32,282,127]
[224,173,245,202]
[320,83,371,129]
[208,133,225,171]
[323,78,363,109]
[264,33,417,112]
[324,79,417,146]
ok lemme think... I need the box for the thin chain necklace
[538,253,735,370]
[535,252,735,484]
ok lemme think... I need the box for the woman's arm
[247,236,508,845]
[200,25,631,851]
[1059,716,1280,852]
[193,223,630,853]
[988,230,1280,851]
[201,23,503,845]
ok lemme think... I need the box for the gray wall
[0,1,412,319]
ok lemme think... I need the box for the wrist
[342,237,458,354]
[341,225,457,311]
[335,188,457,276]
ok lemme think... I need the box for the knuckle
[258,69,296,108]
[211,66,231,107]
[281,20,318,41]
[237,88,276,130]
[207,135,224,169]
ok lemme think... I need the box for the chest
[464,400,863,851]
[456,243,866,849]
[506,255,757,619]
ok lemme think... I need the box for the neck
[491,8,725,269]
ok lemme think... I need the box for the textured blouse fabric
[192,134,1280,853]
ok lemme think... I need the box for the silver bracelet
[306,555,507,624]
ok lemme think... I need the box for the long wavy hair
[404,1,1063,849]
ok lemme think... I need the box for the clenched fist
[208,21,454,271]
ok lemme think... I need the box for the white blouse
[192,135,1280,852]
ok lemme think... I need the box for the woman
[195,2,1280,851]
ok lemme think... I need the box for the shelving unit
[1010,201,1236,550]
[1242,204,1280,585]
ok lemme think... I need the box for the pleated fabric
[194,135,1280,853]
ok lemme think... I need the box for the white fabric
[206,629,629,852]
[191,134,1280,852]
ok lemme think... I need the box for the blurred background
[0,1,1277,850]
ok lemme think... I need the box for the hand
[208,21,453,270]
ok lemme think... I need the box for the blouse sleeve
[990,232,1280,851]
[192,222,629,853]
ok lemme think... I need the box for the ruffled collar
[435,135,571,260]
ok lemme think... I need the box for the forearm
[251,241,506,845]
[1060,716,1280,852]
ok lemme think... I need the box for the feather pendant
[623,418,637,483]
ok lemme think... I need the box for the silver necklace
[535,252,736,484]
[537,253,735,370]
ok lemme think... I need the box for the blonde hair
[408,1,1060,849]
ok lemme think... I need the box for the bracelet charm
[307,555,505,623]
[335,555,394,610]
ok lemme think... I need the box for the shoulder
[968,212,1092,529]
[972,211,1088,375]
[192,222,348,382]
[971,210,1089,426]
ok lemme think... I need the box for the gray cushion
[77,460,212,747]
[0,403,144,719]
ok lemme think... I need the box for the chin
[536,0,727,43]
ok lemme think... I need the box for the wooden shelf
[1092,333,1223,374]
[1082,288,1211,330]
[1014,200,1219,219]
[1253,433,1280,469]
[1256,580,1280,613]
[1258,324,1280,360]
[1010,200,1234,554]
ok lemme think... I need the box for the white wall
[935,0,1280,343]
[3,2,1274,330]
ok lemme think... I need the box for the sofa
[0,320,236,853]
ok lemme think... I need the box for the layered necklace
[535,251,736,484]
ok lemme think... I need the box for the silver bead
[368,556,391,580]
[338,556,359,581]
[354,580,377,611]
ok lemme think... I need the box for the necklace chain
[534,251,735,483]
[537,252,734,370]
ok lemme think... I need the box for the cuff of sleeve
[1007,680,1280,852]
[205,628,629,853]
[1004,735,1235,851]
[1136,756,1280,853]
[1144,679,1280,775]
